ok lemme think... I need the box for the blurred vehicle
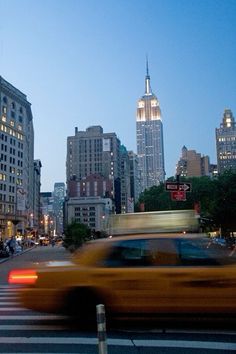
[8,233,236,324]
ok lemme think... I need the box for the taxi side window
[178,239,220,266]
[148,239,179,266]
[104,239,152,267]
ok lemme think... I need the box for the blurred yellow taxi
[8,233,236,323]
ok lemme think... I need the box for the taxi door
[91,238,178,315]
[156,238,236,314]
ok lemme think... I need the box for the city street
[0,245,235,353]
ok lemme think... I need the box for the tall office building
[0,76,36,238]
[136,61,165,192]
[120,145,131,213]
[53,182,65,236]
[32,159,42,231]
[216,109,236,174]
[66,125,121,213]
[40,192,54,236]
[128,150,140,204]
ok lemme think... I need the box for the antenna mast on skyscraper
[146,54,149,77]
[145,54,151,95]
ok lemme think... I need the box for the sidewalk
[0,245,36,264]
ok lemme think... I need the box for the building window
[0,174,6,181]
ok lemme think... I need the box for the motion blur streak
[8,270,38,284]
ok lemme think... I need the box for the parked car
[8,233,236,324]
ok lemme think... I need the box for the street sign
[165,182,179,191]
[165,182,191,192]
[171,191,186,201]
[178,183,191,192]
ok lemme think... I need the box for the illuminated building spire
[145,56,152,95]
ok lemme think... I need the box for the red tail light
[8,269,38,285]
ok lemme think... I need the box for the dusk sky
[0,0,235,192]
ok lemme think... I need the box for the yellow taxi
[8,233,236,323]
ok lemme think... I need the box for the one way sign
[165,182,191,192]
[178,183,191,192]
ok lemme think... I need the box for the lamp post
[30,213,34,228]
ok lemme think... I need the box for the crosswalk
[1,285,236,353]
[0,285,99,353]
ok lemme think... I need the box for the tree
[136,172,236,234]
[210,170,236,235]
[63,221,91,252]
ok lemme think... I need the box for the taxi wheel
[65,287,103,323]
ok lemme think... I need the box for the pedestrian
[7,236,16,256]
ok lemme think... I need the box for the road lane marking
[133,339,236,350]
[0,325,67,330]
[0,337,234,350]
[0,315,66,320]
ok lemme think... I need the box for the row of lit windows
[218,137,236,142]
[219,155,236,160]
[0,124,23,140]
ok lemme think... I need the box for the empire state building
[136,61,165,192]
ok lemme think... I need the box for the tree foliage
[137,171,236,234]
[63,221,91,251]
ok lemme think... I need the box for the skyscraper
[216,109,236,174]
[53,182,65,236]
[136,61,165,193]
